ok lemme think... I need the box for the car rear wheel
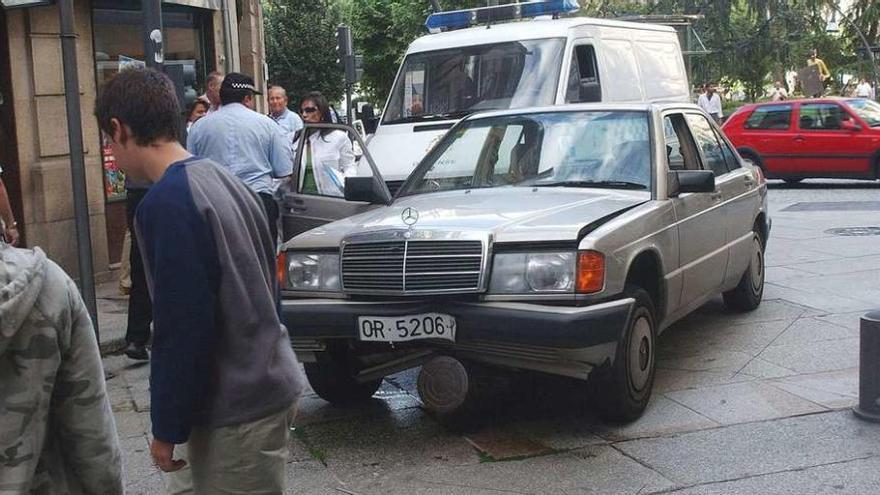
[723,229,765,311]
[591,286,657,423]
[304,346,382,405]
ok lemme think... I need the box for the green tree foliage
[263,0,345,104]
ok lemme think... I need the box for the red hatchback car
[722,98,880,183]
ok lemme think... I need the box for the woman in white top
[297,92,356,197]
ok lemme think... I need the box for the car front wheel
[723,229,765,311]
[591,286,657,423]
[304,346,382,405]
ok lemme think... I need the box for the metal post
[142,0,164,70]
[346,84,353,125]
[58,0,98,336]
[854,311,880,422]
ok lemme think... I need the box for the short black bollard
[854,311,880,423]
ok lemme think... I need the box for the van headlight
[489,251,605,294]
[280,252,341,292]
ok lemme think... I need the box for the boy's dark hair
[95,68,181,146]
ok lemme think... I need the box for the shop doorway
[0,9,25,245]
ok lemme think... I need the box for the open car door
[280,123,392,242]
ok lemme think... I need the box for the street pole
[58,0,98,336]
[346,84,353,124]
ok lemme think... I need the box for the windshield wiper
[531,180,648,190]
[385,110,475,125]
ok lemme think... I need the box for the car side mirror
[840,120,861,132]
[668,170,716,197]
[344,176,385,203]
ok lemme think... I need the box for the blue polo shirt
[269,107,303,138]
[186,103,293,195]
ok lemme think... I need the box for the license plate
[358,313,456,342]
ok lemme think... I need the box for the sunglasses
[301,107,319,114]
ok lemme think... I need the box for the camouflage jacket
[0,245,123,494]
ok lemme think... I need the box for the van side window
[565,45,601,103]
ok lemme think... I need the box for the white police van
[367,0,691,189]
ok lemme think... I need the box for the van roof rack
[425,0,580,33]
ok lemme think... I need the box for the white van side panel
[635,39,689,101]
[598,37,644,102]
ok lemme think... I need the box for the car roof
[460,102,702,121]
[407,16,675,54]
[744,97,863,108]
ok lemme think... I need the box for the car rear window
[744,105,792,130]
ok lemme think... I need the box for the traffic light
[336,25,353,67]
[336,25,361,85]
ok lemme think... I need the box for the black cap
[220,72,262,97]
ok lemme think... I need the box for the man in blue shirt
[95,68,303,493]
[187,73,292,245]
[267,84,303,143]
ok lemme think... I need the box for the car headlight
[489,251,605,294]
[490,252,576,293]
[280,252,340,292]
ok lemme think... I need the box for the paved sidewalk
[103,180,880,494]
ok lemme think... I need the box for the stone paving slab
[662,455,880,495]
[664,381,827,425]
[615,411,880,487]
[768,368,859,410]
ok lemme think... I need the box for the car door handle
[743,176,755,187]
[793,135,805,142]
[710,192,723,202]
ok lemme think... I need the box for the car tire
[304,347,382,405]
[723,229,765,311]
[591,286,657,423]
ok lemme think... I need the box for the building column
[6,1,110,279]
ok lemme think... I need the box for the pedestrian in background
[0,243,124,494]
[268,84,303,143]
[203,71,224,114]
[698,82,723,124]
[123,166,152,360]
[299,91,356,197]
[95,68,304,493]
[770,81,788,101]
[187,73,292,246]
[856,78,875,100]
[186,96,210,133]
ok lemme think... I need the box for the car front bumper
[281,297,635,378]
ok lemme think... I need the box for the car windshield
[382,38,565,125]
[846,99,880,127]
[399,111,652,196]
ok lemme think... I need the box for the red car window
[744,104,793,130]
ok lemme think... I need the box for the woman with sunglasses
[297,92,356,197]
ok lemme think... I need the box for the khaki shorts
[166,401,298,495]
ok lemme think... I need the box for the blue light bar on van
[425,0,580,32]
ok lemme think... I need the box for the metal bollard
[853,311,880,423]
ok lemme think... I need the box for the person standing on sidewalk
[187,73,292,247]
[95,68,304,493]
[203,71,224,114]
[697,82,723,124]
[0,243,124,493]
[123,173,153,361]
[267,85,303,143]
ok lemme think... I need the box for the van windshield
[383,38,565,125]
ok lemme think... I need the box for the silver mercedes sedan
[278,103,770,423]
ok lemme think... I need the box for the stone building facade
[0,0,268,280]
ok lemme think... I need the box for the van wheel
[304,347,382,405]
[591,286,656,423]
[723,229,765,311]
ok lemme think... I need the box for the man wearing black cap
[187,72,292,245]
